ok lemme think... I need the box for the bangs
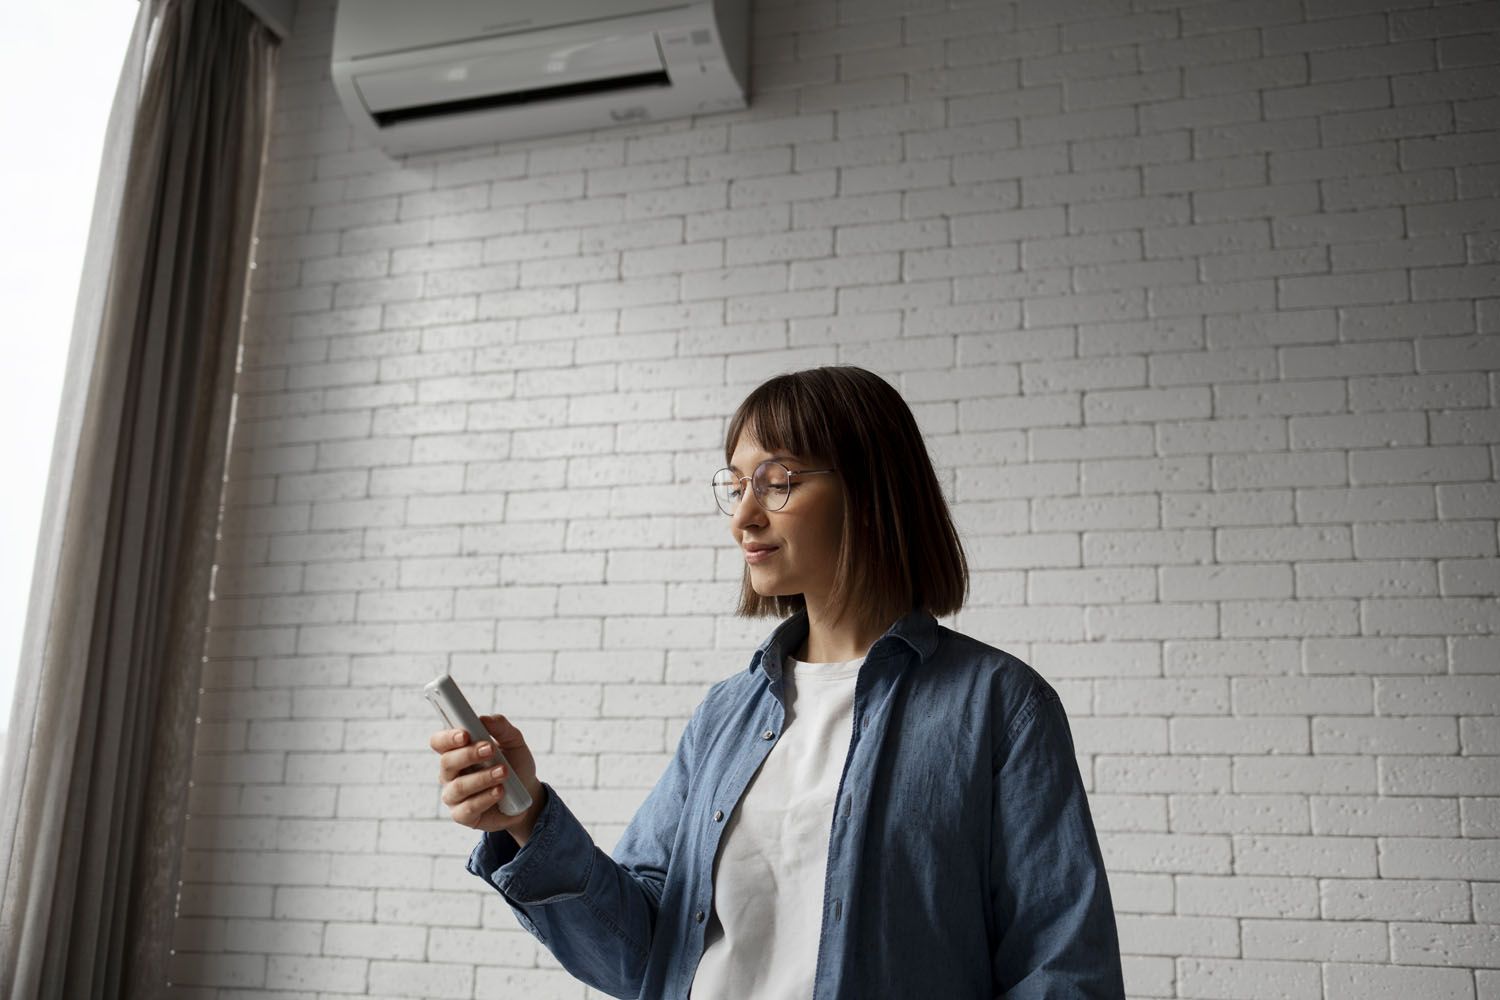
[723,375,837,465]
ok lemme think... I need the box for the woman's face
[726,434,845,603]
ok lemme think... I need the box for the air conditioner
[331,0,750,156]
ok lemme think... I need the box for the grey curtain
[0,0,277,995]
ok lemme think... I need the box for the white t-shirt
[690,653,867,999]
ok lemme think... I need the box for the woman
[430,365,1126,999]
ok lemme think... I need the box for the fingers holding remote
[441,759,513,824]
[431,726,499,784]
[428,714,542,836]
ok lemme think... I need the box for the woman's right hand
[430,713,546,842]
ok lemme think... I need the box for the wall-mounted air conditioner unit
[331,0,750,156]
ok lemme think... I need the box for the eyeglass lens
[713,462,792,514]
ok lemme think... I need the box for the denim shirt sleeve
[466,696,705,1000]
[991,682,1126,999]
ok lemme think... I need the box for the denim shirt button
[713,809,724,821]
[695,910,705,923]
[762,730,775,740]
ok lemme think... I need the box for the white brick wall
[171,0,1500,996]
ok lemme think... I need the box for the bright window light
[0,2,140,745]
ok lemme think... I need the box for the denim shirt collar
[748,606,940,683]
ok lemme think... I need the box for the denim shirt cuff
[465,781,594,903]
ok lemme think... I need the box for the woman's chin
[748,574,791,597]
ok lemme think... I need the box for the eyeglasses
[712,461,837,515]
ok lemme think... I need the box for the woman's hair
[723,365,968,636]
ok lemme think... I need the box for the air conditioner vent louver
[369,70,673,127]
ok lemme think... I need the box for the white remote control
[424,673,533,816]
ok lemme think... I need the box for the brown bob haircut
[723,365,969,637]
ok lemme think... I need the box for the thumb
[482,714,524,745]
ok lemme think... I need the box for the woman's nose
[729,484,766,532]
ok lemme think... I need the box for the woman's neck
[793,598,888,663]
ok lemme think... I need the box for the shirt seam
[578,850,651,959]
[1003,680,1058,748]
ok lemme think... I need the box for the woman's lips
[744,546,779,564]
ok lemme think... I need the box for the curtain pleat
[0,1,277,996]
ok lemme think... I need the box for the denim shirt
[467,608,1126,999]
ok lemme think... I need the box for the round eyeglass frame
[711,461,838,515]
